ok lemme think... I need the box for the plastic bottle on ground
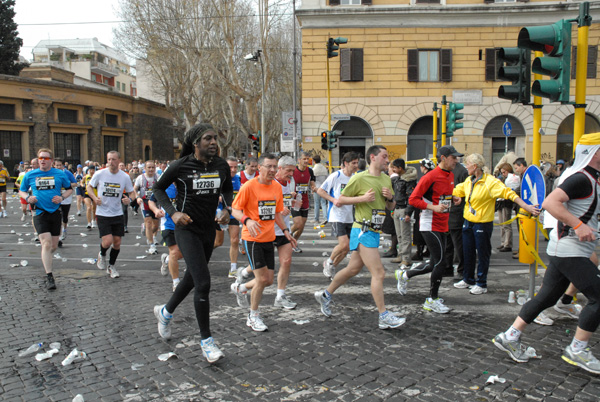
[18,343,43,357]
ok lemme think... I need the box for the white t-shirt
[320,170,353,223]
[89,169,134,217]
[134,174,158,199]
[274,177,294,236]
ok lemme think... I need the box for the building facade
[0,70,175,171]
[297,0,600,168]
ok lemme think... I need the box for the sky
[14,0,122,62]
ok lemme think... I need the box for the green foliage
[0,0,28,75]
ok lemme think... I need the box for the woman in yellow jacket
[452,153,539,295]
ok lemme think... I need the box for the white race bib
[103,183,121,197]
[35,176,56,190]
[258,200,276,221]
[193,172,221,194]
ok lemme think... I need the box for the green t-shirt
[341,170,394,231]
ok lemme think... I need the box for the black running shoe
[46,276,56,290]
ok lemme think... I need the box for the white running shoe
[160,253,169,276]
[97,252,106,270]
[153,304,172,340]
[322,260,335,280]
[246,314,268,332]
[453,280,473,289]
[91,221,96,228]
[394,270,409,296]
[554,301,582,319]
[172,282,179,292]
[147,245,158,255]
[200,337,224,363]
[423,298,450,314]
[230,282,249,308]
[470,285,488,295]
[107,265,120,278]
[274,295,297,310]
[378,312,406,329]
[533,312,554,326]
[228,270,237,279]
[2,211,6,218]
[314,290,333,317]
[77,211,81,216]
[20,214,26,222]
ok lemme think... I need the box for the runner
[237,156,258,185]
[317,152,359,280]
[226,156,242,278]
[493,133,600,374]
[230,154,298,331]
[290,151,316,253]
[74,164,85,216]
[18,148,73,290]
[0,160,10,217]
[15,167,30,221]
[314,145,405,329]
[394,145,461,314]
[53,158,77,243]
[87,151,135,279]
[83,166,97,229]
[152,123,233,363]
[134,160,160,254]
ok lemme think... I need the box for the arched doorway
[484,115,526,170]
[407,116,434,161]
[334,116,372,164]
[144,145,151,161]
[556,113,600,162]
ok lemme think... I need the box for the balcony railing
[91,61,120,77]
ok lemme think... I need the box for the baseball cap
[437,145,464,158]
[77,164,82,168]
[20,161,24,164]
[556,159,565,165]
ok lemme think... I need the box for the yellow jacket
[453,173,518,223]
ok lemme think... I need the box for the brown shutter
[484,0,494,3]
[571,45,577,78]
[340,49,352,82]
[407,49,419,82]
[485,48,497,81]
[588,45,598,79]
[351,48,364,81]
[517,0,530,2]
[362,0,373,5]
[329,0,340,5]
[440,49,452,82]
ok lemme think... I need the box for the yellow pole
[573,23,590,149]
[441,96,447,147]
[326,41,333,173]
[432,103,438,157]
[532,51,543,167]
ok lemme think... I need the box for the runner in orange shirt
[231,154,297,332]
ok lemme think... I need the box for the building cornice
[296,2,600,29]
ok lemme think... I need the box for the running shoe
[46,276,57,291]
[200,337,224,363]
[91,221,96,228]
[235,267,249,285]
[153,304,172,340]
[20,214,26,222]
[394,269,409,296]
[172,282,179,292]
[423,298,450,314]
[292,246,302,253]
[470,285,488,295]
[86,223,91,230]
[228,269,237,279]
[274,295,297,310]
[147,245,158,255]
[97,252,106,270]
[107,265,120,278]
[533,312,554,326]
[562,345,600,374]
[378,312,406,329]
[2,211,6,217]
[322,260,335,280]
[492,332,529,363]
[453,280,473,289]
[230,282,249,308]
[314,290,332,317]
[160,253,169,276]
[77,211,81,216]
[554,301,583,319]
[246,314,268,332]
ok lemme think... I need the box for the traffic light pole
[432,103,438,157]
[574,2,592,150]
[441,96,447,146]
[532,51,543,167]
[326,51,333,173]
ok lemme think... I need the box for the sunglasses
[38,157,52,161]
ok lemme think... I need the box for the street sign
[332,114,350,121]
[282,111,302,140]
[503,121,512,137]
[521,165,545,207]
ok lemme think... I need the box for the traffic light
[320,131,329,150]
[327,37,348,59]
[446,102,464,137]
[497,47,531,105]
[518,20,572,103]
[328,130,343,150]
[248,134,260,152]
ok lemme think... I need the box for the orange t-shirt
[232,177,284,243]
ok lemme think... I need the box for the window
[57,108,78,124]
[106,114,119,127]
[485,48,499,81]
[415,0,440,3]
[407,49,452,82]
[122,83,126,92]
[571,45,598,79]
[54,133,81,166]
[104,135,120,156]
[329,0,372,5]
[116,81,120,90]
[340,48,364,82]
[341,0,361,4]
[0,104,16,120]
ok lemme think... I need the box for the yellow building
[297,0,600,168]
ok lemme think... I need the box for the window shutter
[571,45,598,79]
[362,0,373,5]
[329,0,340,5]
[517,0,530,2]
[341,49,352,82]
[440,49,452,82]
[351,48,364,81]
[485,48,497,81]
[484,0,494,4]
[407,49,419,82]
[571,46,577,78]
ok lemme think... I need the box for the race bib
[283,194,293,208]
[0,178,5,183]
[371,209,386,230]
[35,176,56,190]
[193,172,221,194]
[103,183,121,197]
[297,183,308,193]
[439,195,452,213]
[258,200,276,221]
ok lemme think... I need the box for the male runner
[87,151,135,278]
[231,154,297,331]
[290,151,316,253]
[134,160,160,254]
[226,156,242,278]
[0,160,10,217]
[19,149,72,290]
[394,145,461,314]
[317,152,359,280]
[314,145,405,330]
[83,166,97,229]
[74,164,85,216]
[237,156,258,185]
[53,158,77,242]
[493,134,600,374]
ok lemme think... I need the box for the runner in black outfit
[152,123,233,363]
